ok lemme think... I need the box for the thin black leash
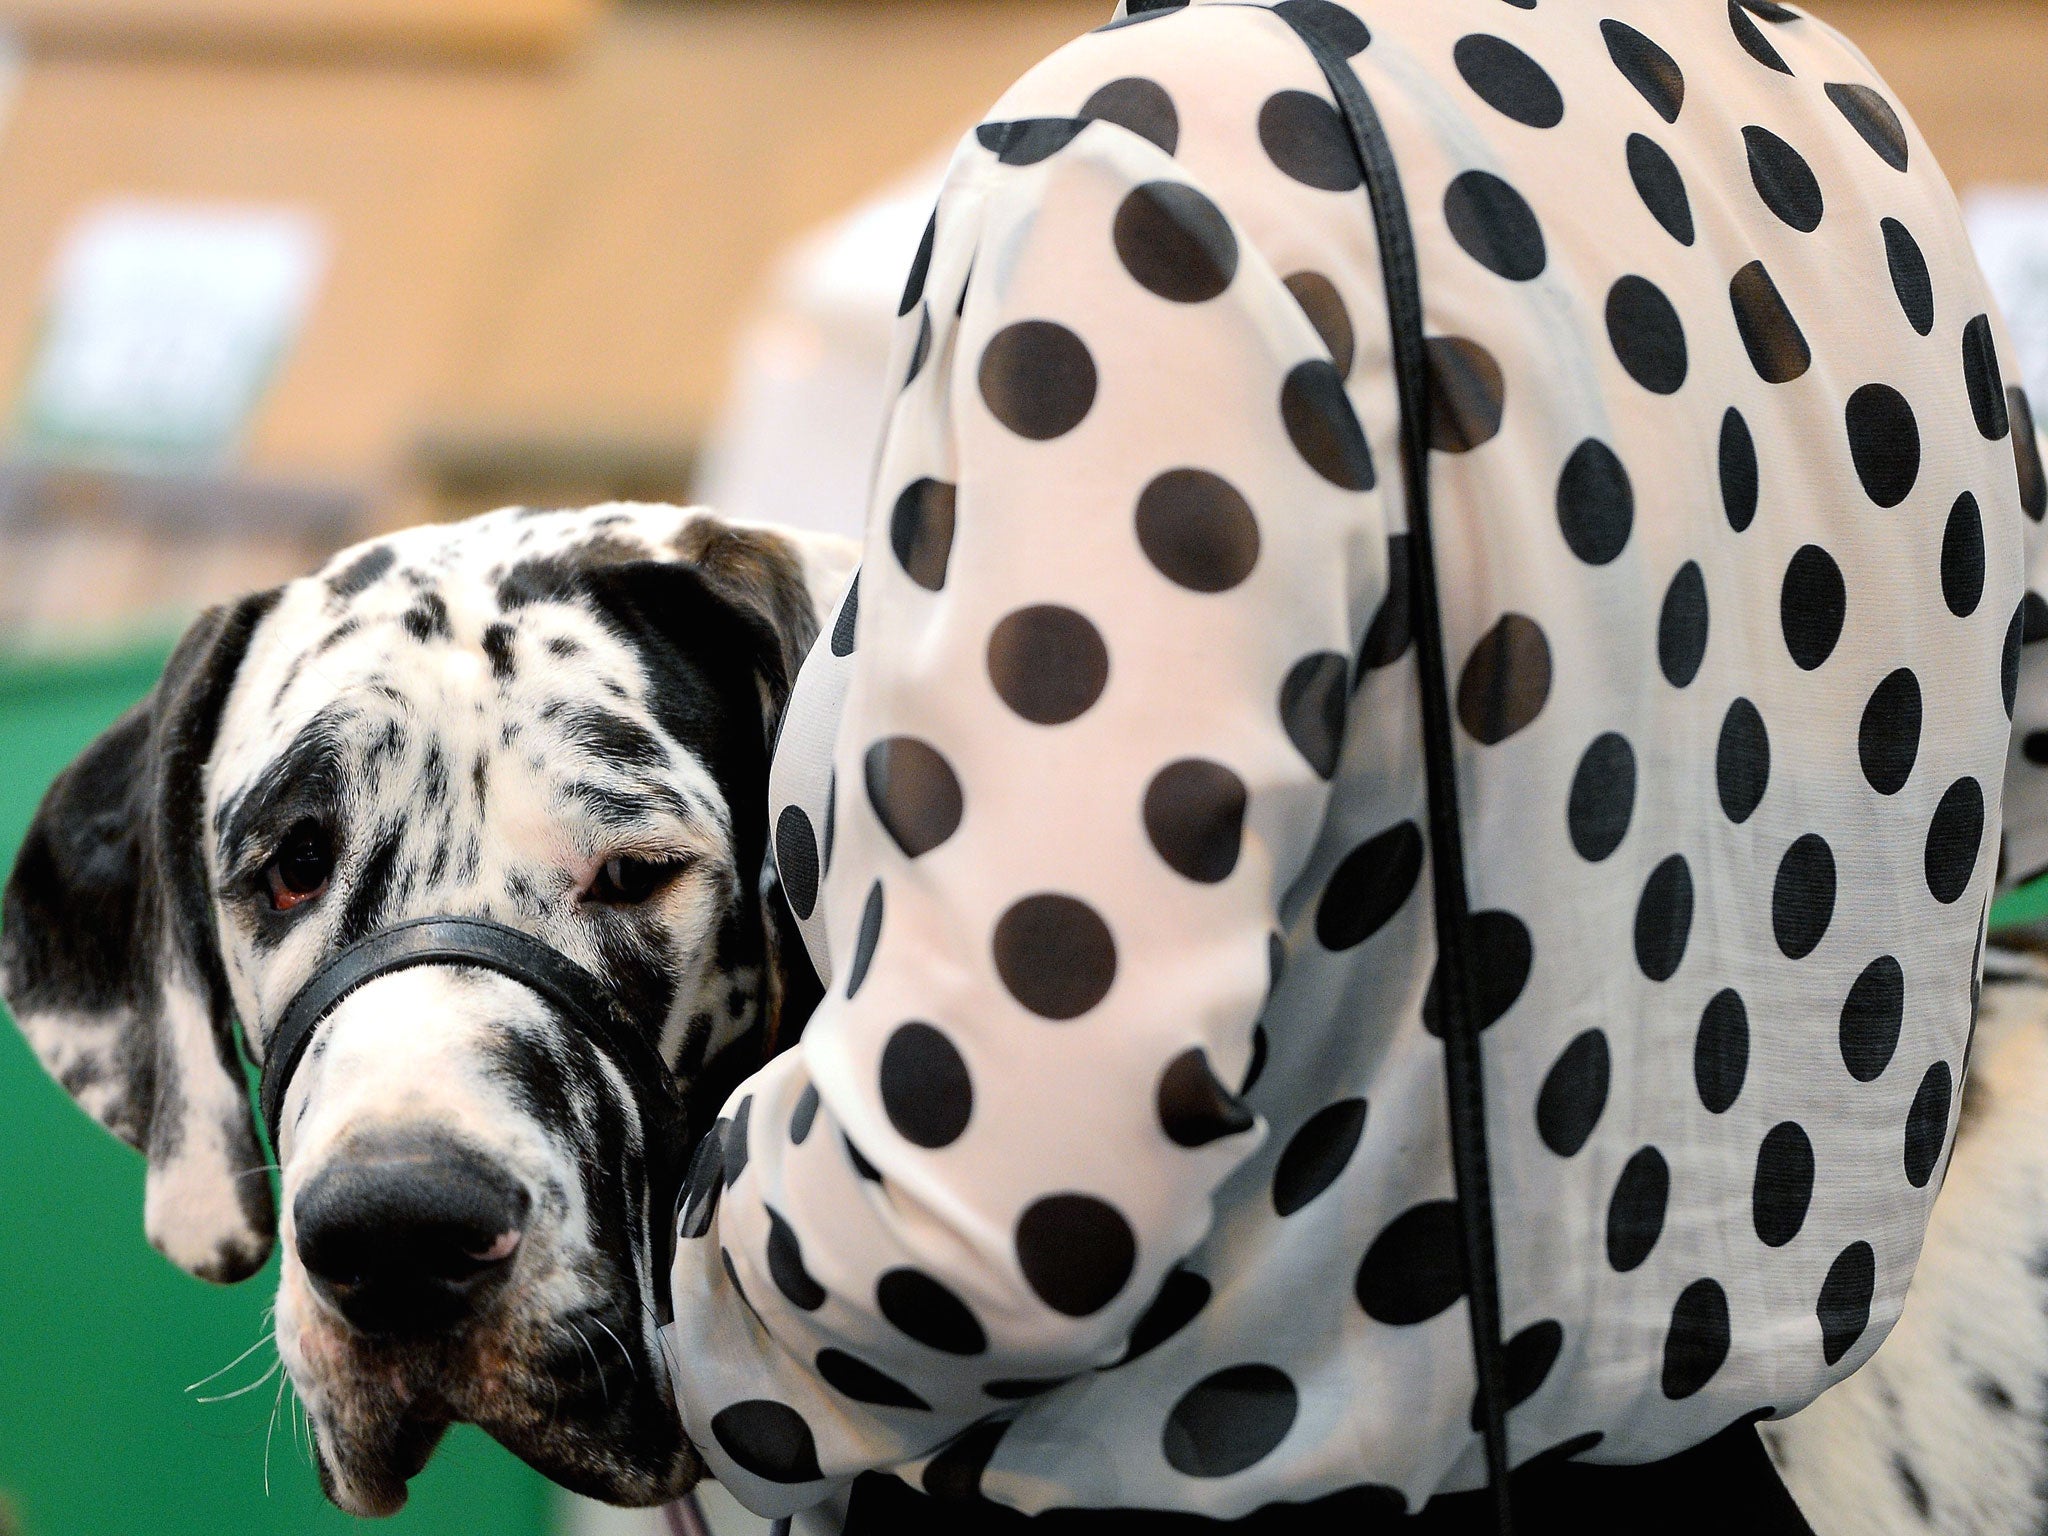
[1268,9,1518,1530]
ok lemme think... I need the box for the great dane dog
[2,500,2045,1533]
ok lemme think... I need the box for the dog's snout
[294,1133,530,1336]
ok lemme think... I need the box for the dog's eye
[265,821,334,912]
[588,855,689,906]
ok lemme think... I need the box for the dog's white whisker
[263,1370,289,1497]
[187,1327,279,1393]
[195,1354,282,1403]
[566,1320,611,1408]
[590,1316,638,1384]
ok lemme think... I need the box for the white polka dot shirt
[665,0,2048,1521]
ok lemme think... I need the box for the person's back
[669,2,2048,1528]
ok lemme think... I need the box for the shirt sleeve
[1998,413,2048,889]
[664,101,1392,1516]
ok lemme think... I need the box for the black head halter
[260,915,689,1302]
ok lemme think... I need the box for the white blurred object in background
[1968,188,2048,411]
[695,159,945,541]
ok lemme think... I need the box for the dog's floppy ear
[667,517,822,741]
[1,590,282,1282]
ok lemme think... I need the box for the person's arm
[665,80,1392,1516]
[1999,417,2048,888]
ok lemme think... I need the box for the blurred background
[0,0,2045,1531]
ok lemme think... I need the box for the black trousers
[840,1421,1816,1536]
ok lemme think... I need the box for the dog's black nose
[293,1133,531,1336]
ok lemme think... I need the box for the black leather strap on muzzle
[261,916,688,1300]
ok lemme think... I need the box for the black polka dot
[1925,778,1984,905]
[1081,76,1178,155]
[817,1349,930,1411]
[1607,276,1687,395]
[1282,360,1375,489]
[1164,1364,1299,1479]
[1454,34,1563,128]
[1827,83,1908,171]
[1473,1320,1565,1428]
[2008,601,2028,719]
[1602,19,1684,124]
[1158,1048,1256,1147]
[1444,170,1546,281]
[865,737,963,858]
[1883,219,1934,336]
[1285,272,1354,377]
[1818,1241,1877,1366]
[1116,182,1239,304]
[1136,469,1260,592]
[1744,126,1824,232]
[1608,1146,1670,1272]
[1145,759,1248,884]
[790,1083,818,1145]
[1557,438,1633,565]
[1753,1122,1815,1247]
[1457,614,1551,744]
[977,117,1088,165]
[979,321,1096,440]
[1567,733,1635,863]
[1356,1200,1466,1324]
[1535,1028,1610,1157]
[724,1096,753,1188]
[988,605,1109,724]
[1017,1193,1136,1316]
[1963,315,2012,441]
[1658,561,1710,688]
[776,805,819,920]
[1281,651,1351,778]
[1840,956,1904,1083]
[1696,989,1749,1114]
[924,1420,1008,1503]
[1272,1098,1367,1216]
[846,881,884,999]
[766,1208,826,1311]
[880,1022,973,1149]
[1846,383,1921,507]
[994,894,1117,1020]
[878,1268,986,1355]
[1635,854,1694,982]
[2012,389,2045,521]
[1905,1061,1952,1189]
[904,305,932,388]
[1781,545,1846,671]
[831,572,859,656]
[1662,1278,1731,1400]
[1317,821,1424,951]
[1728,1,1791,74]
[678,1122,725,1240]
[1118,1268,1212,1365]
[1427,336,1507,451]
[1423,910,1533,1035]
[899,211,935,317]
[1275,0,1370,56]
[890,479,956,591]
[1258,90,1362,191]
[1773,834,1837,960]
[1721,409,1759,530]
[1716,697,1770,824]
[711,1399,824,1484]
[1859,669,1921,796]
[1729,262,1810,385]
[844,1136,881,1183]
[1942,493,1985,617]
[1627,134,1695,246]
[1359,535,1413,670]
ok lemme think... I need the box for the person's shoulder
[982,0,1316,137]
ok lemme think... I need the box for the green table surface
[0,643,551,1536]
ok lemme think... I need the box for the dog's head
[0,504,847,1513]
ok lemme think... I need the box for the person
[663,1,2048,1531]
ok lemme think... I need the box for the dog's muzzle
[261,915,688,1317]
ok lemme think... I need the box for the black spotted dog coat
[665,0,2048,1521]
